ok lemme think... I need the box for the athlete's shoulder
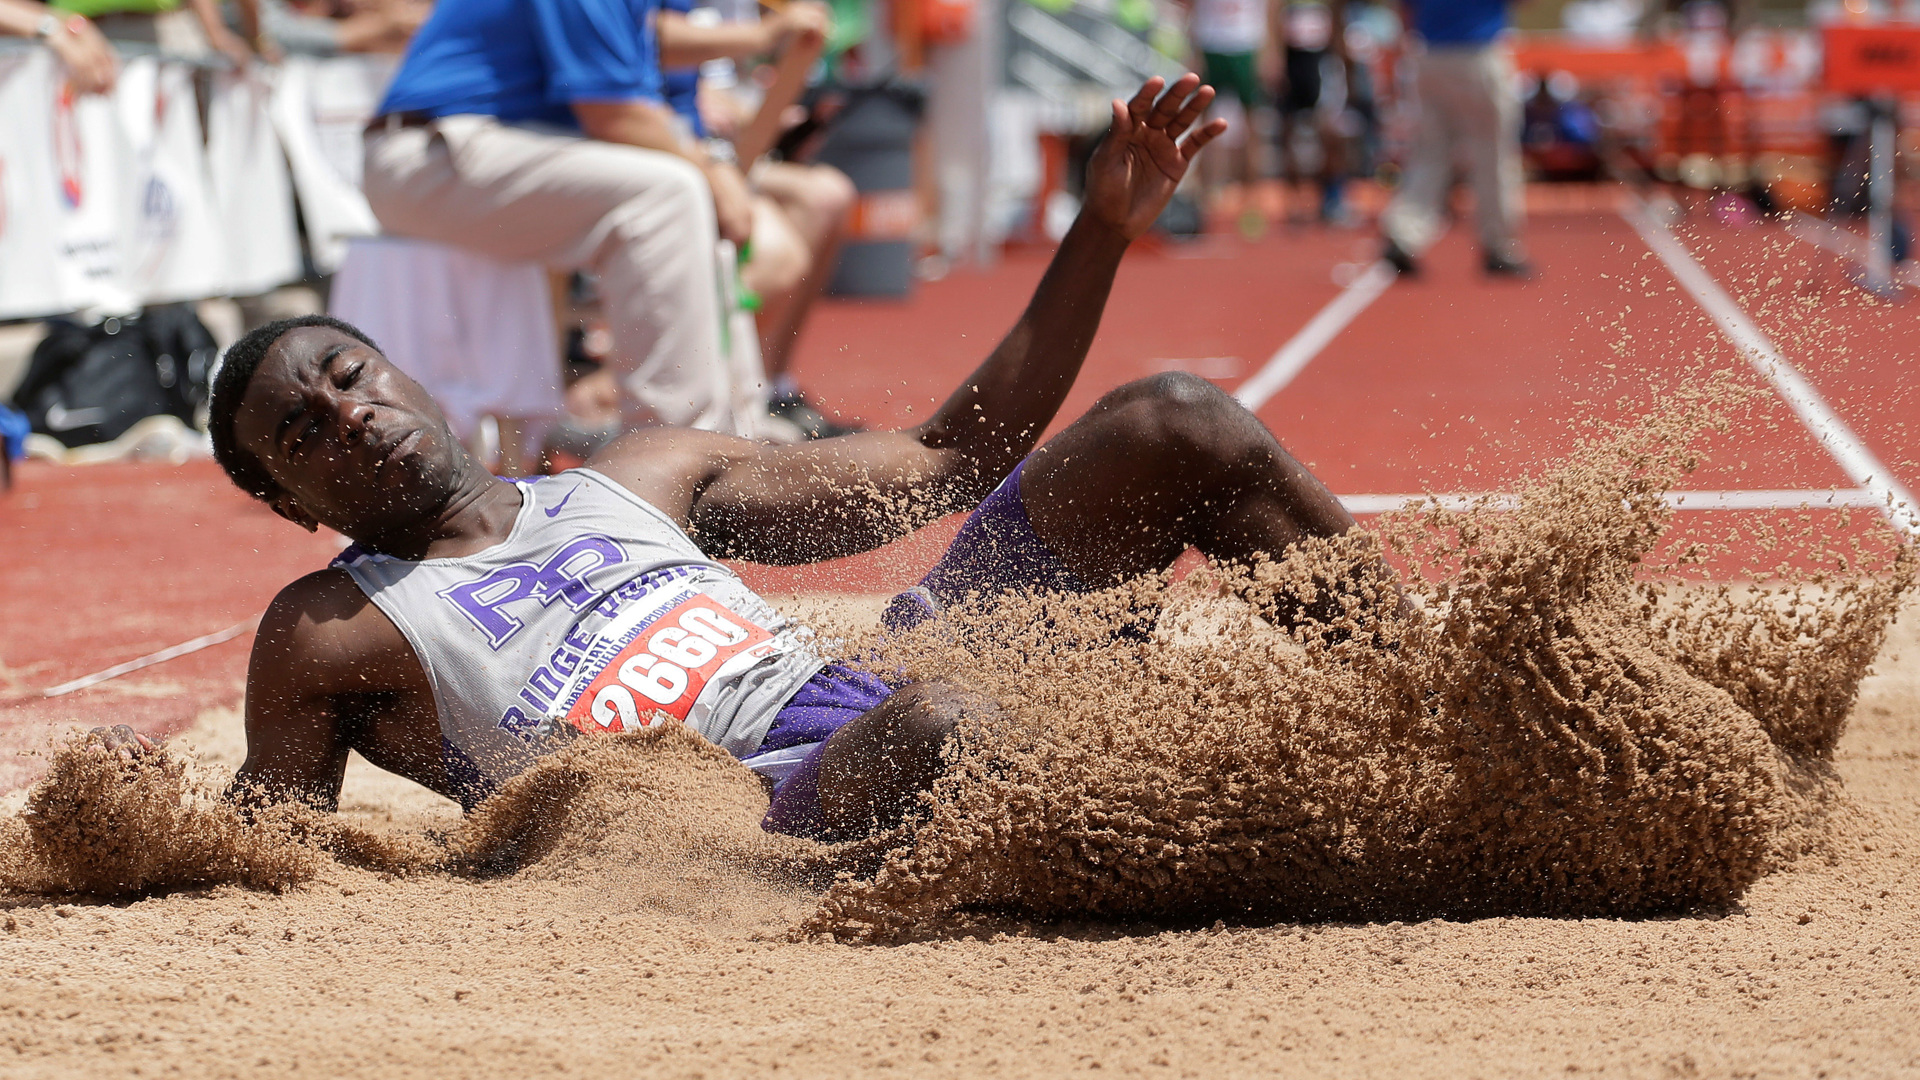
[268,565,369,617]
[585,426,759,520]
[259,567,410,672]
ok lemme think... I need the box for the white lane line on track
[1338,489,1880,515]
[1621,197,1920,537]
[42,619,258,698]
[1233,259,1398,411]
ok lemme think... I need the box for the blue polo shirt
[379,0,663,130]
[660,0,704,136]
[1412,0,1508,47]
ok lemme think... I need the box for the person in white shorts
[1184,0,1268,212]
[360,0,758,433]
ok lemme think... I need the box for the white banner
[272,55,388,273]
[206,70,304,298]
[118,57,230,304]
[0,49,138,319]
[0,49,404,318]
[0,51,71,319]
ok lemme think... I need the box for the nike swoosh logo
[544,486,579,518]
[45,402,107,431]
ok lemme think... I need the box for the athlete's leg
[1021,372,1354,585]
[813,681,1000,838]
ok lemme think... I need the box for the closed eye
[321,343,355,387]
[287,415,319,459]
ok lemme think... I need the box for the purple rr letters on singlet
[437,536,627,649]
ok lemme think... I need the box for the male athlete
[95,75,1359,841]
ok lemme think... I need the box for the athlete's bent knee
[1098,373,1266,470]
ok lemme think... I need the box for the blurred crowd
[1,0,881,477]
[2,0,1917,484]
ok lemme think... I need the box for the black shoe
[1482,254,1534,279]
[1381,239,1419,276]
[769,390,862,440]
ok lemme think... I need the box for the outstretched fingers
[1125,77,1164,125]
[1163,84,1216,141]
[1146,73,1202,129]
[1180,117,1229,161]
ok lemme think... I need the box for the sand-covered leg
[814,682,1000,839]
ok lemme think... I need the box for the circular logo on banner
[53,83,82,210]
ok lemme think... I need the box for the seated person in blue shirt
[656,0,858,438]
[361,0,774,436]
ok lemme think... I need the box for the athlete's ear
[268,492,321,533]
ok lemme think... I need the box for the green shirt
[51,0,183,18]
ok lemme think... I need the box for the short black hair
[209,314,381,500]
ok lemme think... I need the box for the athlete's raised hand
[1083,74,1226,241]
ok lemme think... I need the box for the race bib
[553,583,787,735]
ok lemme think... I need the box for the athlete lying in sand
[94,74,1360,840]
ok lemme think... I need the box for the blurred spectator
[1179,0,1268,227]
[53,0,263,68]
[1379,0,1529,277]
[1277,0,1351,224]
[362,0,761,434]
[657,0,857,437]
[236,0,430,57]
[1339,0,1398,180]
[0,0,118,91]
[1522,71,1602,181]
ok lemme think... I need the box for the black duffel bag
[10,304,218,449]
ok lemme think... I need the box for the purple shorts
[748,458,1089,839]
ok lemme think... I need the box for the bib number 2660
[565,596,775,734]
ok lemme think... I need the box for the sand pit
[5,411,1920,1078]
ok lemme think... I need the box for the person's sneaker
[769,389,862,440]
[1381,238,1419,276]
[1482,253,1534,279]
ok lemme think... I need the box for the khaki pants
[362,116,734,431]
[1380,45,1525,262]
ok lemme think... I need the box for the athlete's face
[234,326,465,538]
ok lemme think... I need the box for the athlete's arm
[229,569,450,810]
[589,75,1224,564]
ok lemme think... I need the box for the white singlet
[334,469,824,805]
